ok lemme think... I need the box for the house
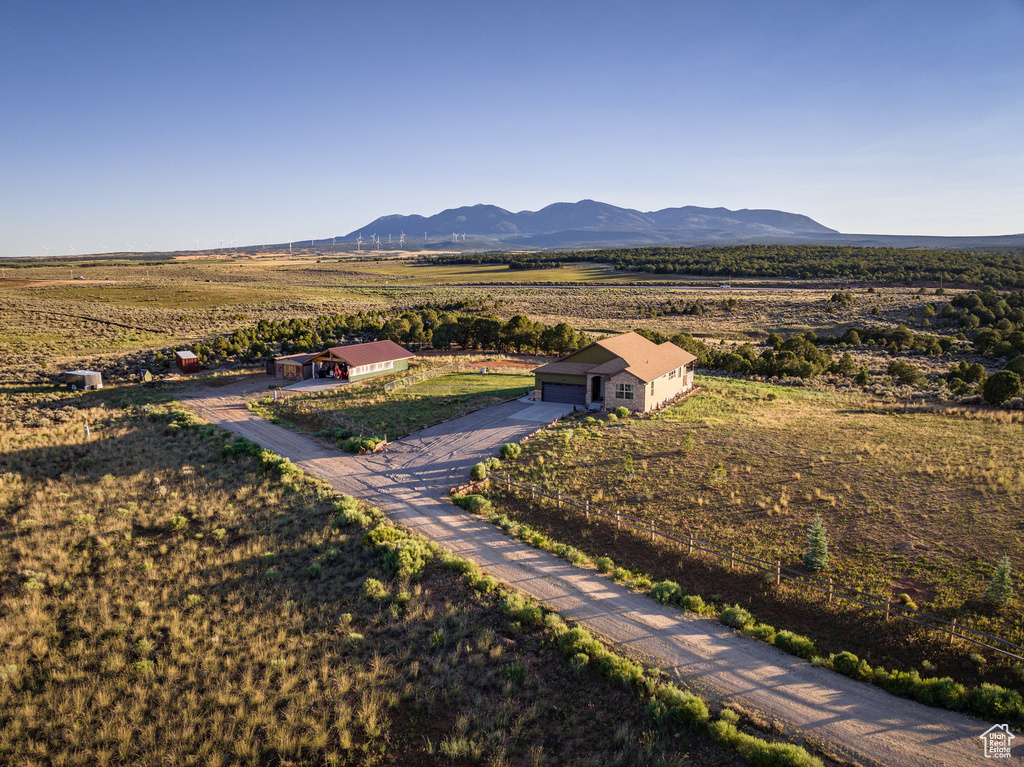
[174,350,200,374]
[65,370,103,390]
[272,339,415,382]
[533,331,696,413]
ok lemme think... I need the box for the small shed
[175,350,200,374]
[65,370,103,390]
[274,352,318,380]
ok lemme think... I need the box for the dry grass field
[0,393,742,766]
[491,376,1024,688]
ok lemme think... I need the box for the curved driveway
[183,378,1005,767]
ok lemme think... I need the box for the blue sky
[2,1,1022,256]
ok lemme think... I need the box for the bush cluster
[363,524,434,579]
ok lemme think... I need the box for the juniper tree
[803,513,829,571]
[984,555,1014,608]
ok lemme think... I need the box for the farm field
[259,371,536,444]
[0,392,741,766]
[489,375,1024,689]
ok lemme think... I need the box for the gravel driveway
[183,378,1004,767]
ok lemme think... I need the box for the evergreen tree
[803,513,829,571]
[984,555,1014,608]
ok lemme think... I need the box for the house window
[669,368,677,380]
[615,382,633,400]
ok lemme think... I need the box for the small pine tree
[984,555,1014,608]
[803,513,829,571]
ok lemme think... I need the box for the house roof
[532,361,597,377]
[535,332,696,383]
[323,339,415,367]
[175,351,198,360]
[65,370,102,376]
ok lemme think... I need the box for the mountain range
[340,200,1024,250]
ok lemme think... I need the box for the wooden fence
[487,472,1024,661]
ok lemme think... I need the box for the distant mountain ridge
[339,200,1024,250]
[343,200,838,248]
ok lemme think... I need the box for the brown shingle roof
[536,332,696,384]
[324,339,414,367]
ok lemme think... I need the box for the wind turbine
[356,234,364,251]
[399,232,405,248]
[288,241,292,253]
[98,243,106,252]
[68,245,74,255]
[195,238,200,250]
[42,245,50,256]
[219,238,224,249]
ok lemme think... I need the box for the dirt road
[184,380,1006,767]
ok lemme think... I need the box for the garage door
[542,382,586,405]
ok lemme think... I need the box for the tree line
[431,245,1024,287]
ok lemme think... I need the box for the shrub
[650,580,683,605]
[570,652,589,671]
[596,556,614,574]
[222,436,262,458]
[720,605,754,629]
[306,561,322,579]
[680,595,706,613]
[774,630,817,659]
[458,494,492,514]
[966,683,1024,720]
[502,592,543,626]
[710,714,823,767]
[612,567,631,583]
[582,416,597,425]
[484,456,502,471]
[470,462,487,481]
[831,651,874,681]
[167,515,189,533]
[984,371,1022,405]
[363,524,434,578]
[647,684,710,728]
[803,513,829,571]
[887,360,926,387]
[361,577,389,601]
[742,623,776,643]
[499,443,522,460]
[984,555,1014,608]
[614,406,630,418]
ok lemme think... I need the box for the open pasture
[495,376,1024,682]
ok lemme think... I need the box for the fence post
[557,491,562,510]
[884,600,891,622]
[729,549,734,571]
[949,618,957,645]
[585,500,590,522]
[828,578,833,604]
[531,482,535,500]
[616,511,621,531]
[775,561,781,586]
[506,473,511,491]
[688,535,693,555]
[651,524,655,543]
